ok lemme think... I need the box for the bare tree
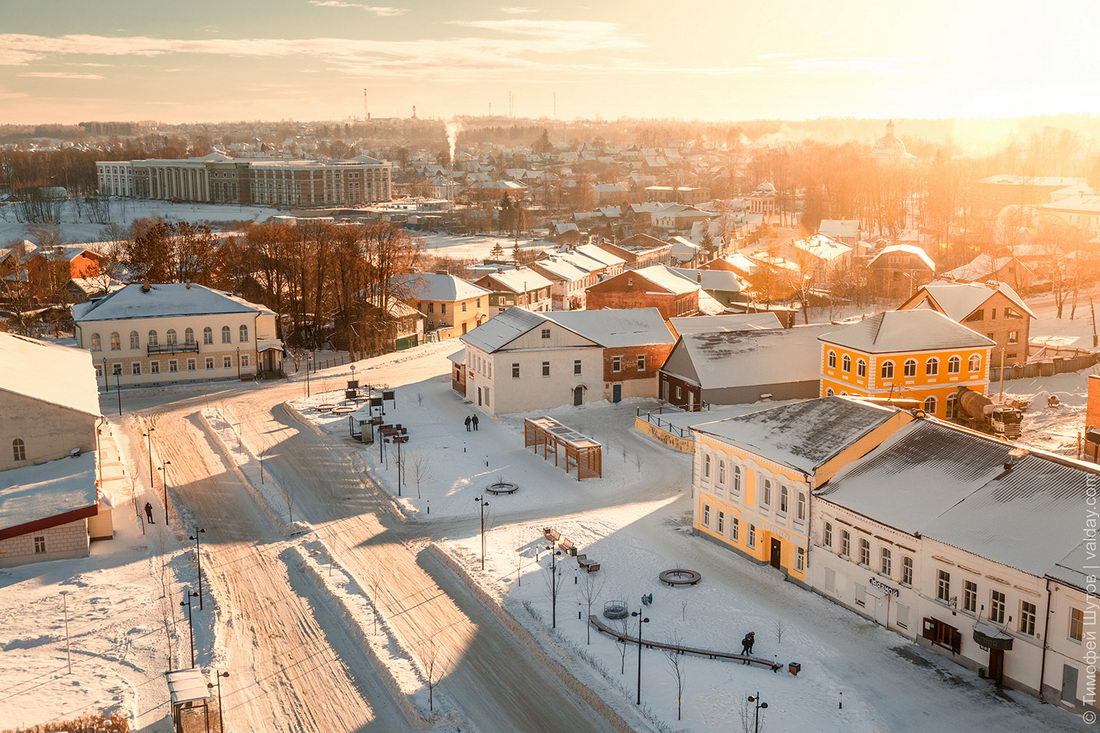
[410,452,431,499]
[663,634,687,721]
[615,614,631,674]
[772,618,785,646]
[578,571,606,644]
[420,638,447,713]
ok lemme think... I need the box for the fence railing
[635,405,693,439]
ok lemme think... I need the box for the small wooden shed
[523,416,602,480]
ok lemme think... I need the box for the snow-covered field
[417,232,557,261]
[0,198,280,245]
[1003,366,1098,457]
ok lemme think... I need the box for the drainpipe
[1039,577,1052,704]
[805,473,814,579]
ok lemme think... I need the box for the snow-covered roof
[627,266,701,295]
[476,267,553,294]
[868,244,935,272]
[819,419,1100,578]
[574,243,625,268]
[72,283,273,322]
[693,397,900,474]
[819,310,994,354]
[0,452,98,537]
[460,307,550,353]
[670,312,781,335]
[397,273,490,302]
[817,219,860,239]
[530,257,590,282]
[791,233,852,262]
[669,268,742,293]
[711,253,759,276]
[671,324,834,390]
[913,280,1036,321]
[461,306,673,352]
[941,254,1020,283]
[0,332,100,417]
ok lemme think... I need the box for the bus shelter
[523,417,602,480]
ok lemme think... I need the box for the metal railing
[147,342,200,355]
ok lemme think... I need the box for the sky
[1,0,1098,125]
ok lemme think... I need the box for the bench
[576,554,590,568]
[559,538,577,556]
[586,563,601,573]
[543,528,561,543]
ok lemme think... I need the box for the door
[477,386,482,406]
[687,390,695,412]
[612,384,622,403]
[1062,664,1079,704]
[573,386,584,406]
[769,538,782,569]
[989,649,1005,687]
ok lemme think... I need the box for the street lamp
[143,426,155,498]
[189,528,206,610]
[114,371,122,416]
[747,692,769,733]
[474,496,489,570]
[207,670,230,733]
[236,346,241,380]
[631,610,650,705]
[305,353,313,397]
[180,588,200,668]
[159,460,171,525]
[547,543,562,629]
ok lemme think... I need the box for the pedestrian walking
[746,631,756,655]
[144,501,154,524]
[464,415,472,432]
[740,632,753,659]
[472,414,480,431]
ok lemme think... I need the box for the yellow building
[690,398,911,586]
[818,310,994,419]
[397,272,491,340]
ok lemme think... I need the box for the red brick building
[596,234,672,269]
[585,265,700,319]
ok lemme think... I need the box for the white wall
[466,335,604,415]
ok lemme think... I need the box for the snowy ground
[417,232,557,261]
[1002,366,1098,457]
[0,198,280,245]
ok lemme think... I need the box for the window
[936,570,951,602]
[923,396,937,414]
[573,360,581,375]
[823,522,833,548]
[827,350,837,368]
[718,461,726,485]
[110,332,121,350]
[169,360,178,373]
[881,360,895,379]
[902,556,913,585]
[796,547,805,572]
[703,504,711,527]
[990,590,1006,623]
[826,388,835,397]
[541,361,550,377]
[151,361,160,374]
[511,363,520,379]
[239,325,249,342]
[948,355,961,373]
[33,535,46,554]
[203,327,213,345]
[968,354,981,372]
[222,356,231,368]
[859,538,871,566]
[541,328,551,339]
[612,355,622,373]
[1070,608,1085,642]
[462,301,468,312]
[183,327,195,344]
[636,355,646,371]
[427,302,434,313]
[166,329,177,346]
[148,329,159,347]
[12,438,26,462]
[856,359,866,377]
[205,357,214,369]
[796,492,806,521]
[112,363,122,376]
[131,362,141,376]
[963,581,977,613]
[221,325,231,344]
[925,357,939,376]
[186,358,196,371]
[1019,601,1037,635]
[880,547,892,576]
[717,511,725,534]
[967,308,984,322]
[1008,330,1019,344]
[732,466,742,494]
[903,359,917,377]
[779,486,789,514]
[91,333,101,351]
[946,393,957,419]
[241,355,249,367]
[129,331,140,349]
[840,530,850,557]
[747,524,756,548]
[731,517,739,541]
[704,454,711,479]
[762,479,772,508]
[842,354,851,372]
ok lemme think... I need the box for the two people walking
[740,631,756,661]
[464,414,480,432]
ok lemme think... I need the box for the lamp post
[474,496,489,570]
[747,692,768,733]
[547,542,562,629]
[144,426,155,497]
[189,528,206,610]
[306,353,313,397]
[60,590,72,674]
[631,610,650,705]
[236,346,241,380]
[207,670,229,733]
[160,460,171,525]
[114,371,122,416]
[180,588,199,668]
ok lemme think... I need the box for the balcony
[148,342,199,355]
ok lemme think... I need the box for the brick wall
[586,278,698,319]
[603,343,674,383]
[0,519,90,568]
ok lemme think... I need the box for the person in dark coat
[472,414,480,431]
[746,631,756,655]
[464,415,472,432]
[144,501,155,524]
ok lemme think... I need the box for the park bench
[543,528,561,543]
[559,538,577,556]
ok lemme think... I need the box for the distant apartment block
[96,152,391,208]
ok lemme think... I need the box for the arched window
[12,438,26,462]
[779,486,789,514]
[841,354,851,372]
[903,359,917,377]
[881,360,895,379]
[110,332,121,351]
[166,329,177,346]
[826,387,835,397]
[827,350,837,368]
[948,355,961,374]
[923,396,937,414]
[704,454,711,479]
[968,354,981,372]
[129,331,139,350]
[148,329,158,347]
[946,393,957,419]
[203,326,213,345]
[184,328,195,344]
[718,460,726,485]
[856,359,866,377]
[763,480,772,507]
[239,324,249,342]
[925,357,939,376]
[221,326,231,344]
[733,465,742,493]
[90,333,101,351]
[797,492,806,521]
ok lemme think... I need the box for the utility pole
[631,610,650,705]
[115,372,122,415]
[160,461,171,525]
[144,426,155,499]
[180,588,199,668]
[207,671,230,733]
[190,528,206,610]
[475,496,489,570]
[547,542,562,628]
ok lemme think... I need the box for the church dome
[753,181,776,195]
[872,121,910,159]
